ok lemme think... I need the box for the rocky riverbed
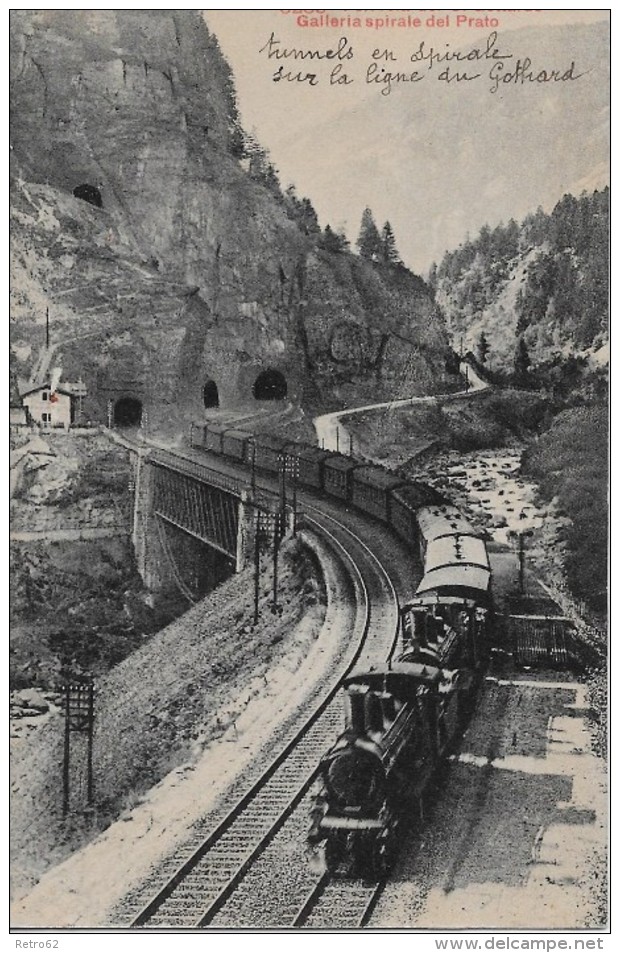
[409,446,572,585]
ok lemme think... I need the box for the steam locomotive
[308,507,492,879]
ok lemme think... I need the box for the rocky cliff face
[10,10,449,430]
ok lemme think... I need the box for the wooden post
[254,512,261,625]
[292,458,298,537]
[87,680,95,806]
[518,533,526,595]
[272,513,280,614]
[279,454,286,512]
[62,680,71,817]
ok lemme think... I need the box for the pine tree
[321,224,349,253]
[428,262,438,292]
[357,207,382,261]
[380,221,401,264]
[477,332,490,365]
[514,337,531,383]
[299,197,320,235]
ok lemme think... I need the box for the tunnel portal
[253,369,287,401]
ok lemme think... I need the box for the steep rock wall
[10,10,450,429]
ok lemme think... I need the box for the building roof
[19,382,73,399]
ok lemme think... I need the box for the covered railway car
[286,444,332,490]
[246,433,290,474]
[389,482,447,547]
[416,504,481,560]
[416,533,492,607]
[204,423,228,455]
[351,466,404,522]
[323,455,360,502]
[222,428,251,463]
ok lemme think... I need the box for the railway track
[124,508,402,928]
[293,873,384,929]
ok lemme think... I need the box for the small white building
[20,383,73,429]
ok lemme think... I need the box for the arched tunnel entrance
[203,379,220,409]
[73,183,103,208]
[114,397,142,427]
[253,369,287,401]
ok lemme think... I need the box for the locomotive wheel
[369,827,397,880]
[324,833,348,875]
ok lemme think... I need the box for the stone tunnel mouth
[114,397,142,427]
[203,379,220,409]
[253,369,287,401]
[73,183,103,208]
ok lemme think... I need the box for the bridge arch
[114,396,142,427]
[253,368,287,401]
[203,379,220,409]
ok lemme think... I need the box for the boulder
[15,688,49,713]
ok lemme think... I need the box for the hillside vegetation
[521,405,608,615]
[432,191,608,619]
[433,188,609,373]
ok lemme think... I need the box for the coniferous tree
[477,332,490,365]
[357,207,382,261]
[380,221,401,264]
[321,224,349,253]
[514,337,531,383]
[428,262,438,292]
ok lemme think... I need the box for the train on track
[191,423,493,880]
[190,423,447,522]
[309,507,492,879]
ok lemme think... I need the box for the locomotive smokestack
[364,692,384,734]
[345,686,367,736]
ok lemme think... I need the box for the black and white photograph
[9,6,610,936]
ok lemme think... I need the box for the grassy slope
[10,538,325,899]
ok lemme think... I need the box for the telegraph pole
[278,453,286,513]
[46,307,50,350]
[509,529,533,596]
[61,671,95,816]
[62,680,71,816]
[517,532,533,594]
[291,456,298,536]
[272,513,280,614]
[253,511,262,625]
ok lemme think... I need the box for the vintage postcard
[10,7,609,939]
